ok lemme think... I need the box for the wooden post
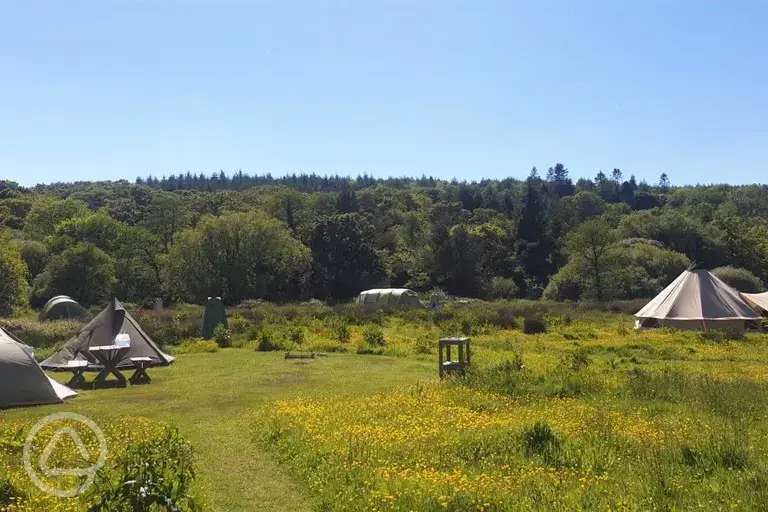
[458,343,464,367]
[438,339,444,378]
[466,338,471,367]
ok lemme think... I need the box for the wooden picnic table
[89,345,132,386]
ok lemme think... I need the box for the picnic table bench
[65,360,89,388]
[129,357,153,384]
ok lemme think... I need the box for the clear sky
[1,1,766,187]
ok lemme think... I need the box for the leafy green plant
[333,320,350,343]
[362,325,385,347]
[88,426,201,511]
[213,324,231,348]
[523,421,562,465]
[522,317,547,334]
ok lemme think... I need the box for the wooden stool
[438,337,471,377]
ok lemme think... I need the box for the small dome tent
[0,327,77,409]
[355,289,425,309]
[39,295,87,321]
[202,297,228,340]
[635,269,762,333]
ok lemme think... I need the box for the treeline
[0,165,766,314]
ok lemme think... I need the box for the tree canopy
[1,167,767,310]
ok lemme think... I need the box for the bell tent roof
[635,269,761,322]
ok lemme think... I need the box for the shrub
[332,320,351,343]
[563,348,591,371]
[486,277,519,300]
[711,266,765,293]
[413,334,433,354]
[0,318,81,348]
[213,324,231,348]
[0,479,24,507]
[227,313,251,334]
[523,422,562,465]
[256,330,282,352]
[88,425,201,511]
[363,325,386,347]
[171,338,219,355]
[285,326,305,345]
[522,317,547,334]
[428,287,447,307]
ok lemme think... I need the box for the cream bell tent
[742,292,768,315]
[0,327,77,409]
[635,269,762,332]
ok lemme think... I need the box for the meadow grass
[1,351,434,511]
[3,306,768,510]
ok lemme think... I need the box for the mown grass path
[3,350,435,511]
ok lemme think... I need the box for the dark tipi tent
[0,327,77,409]
[41,298,175,370]
[201,297,228,339]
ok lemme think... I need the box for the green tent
[355,289,425,309]
[39,295,88,321]
[202,297,228,339]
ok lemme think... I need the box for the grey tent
[355,289,425,309]
[41,298,175,370]
[40,295,88,321]
[0,327,76,409]
[201,297,228,340]
[742,292,768,315]
[635,269,762,332]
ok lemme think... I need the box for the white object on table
[115,333,131,347]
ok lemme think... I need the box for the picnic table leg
[129,364,151,385]
[67,370,86,388]
[94,365,126,386]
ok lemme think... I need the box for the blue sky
[1,1,766,187]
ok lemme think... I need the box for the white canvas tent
[355,289,425,309]
[742,292,768,315]
[0,327,76,409]
[635,269,762,332]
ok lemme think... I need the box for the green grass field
[4,310,768,510]
[2,350,434,511]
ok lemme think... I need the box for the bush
[523,422,562,465]
[711,266,765,293]
[255,329,282,352]
[428,287,447,307]
[542,268,584,301]
[413,334,433,354]
[171,338,219,355]
[285,326,305,345]
[486,277,519,300]
[362,325,386,347]
[333,321,350,343]
[522,318,547,334]
[88,425,201,511]
[0,318,81,348]
[227,313,251,334]
[213,324,231,348]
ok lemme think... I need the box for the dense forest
[0,164,766,314]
